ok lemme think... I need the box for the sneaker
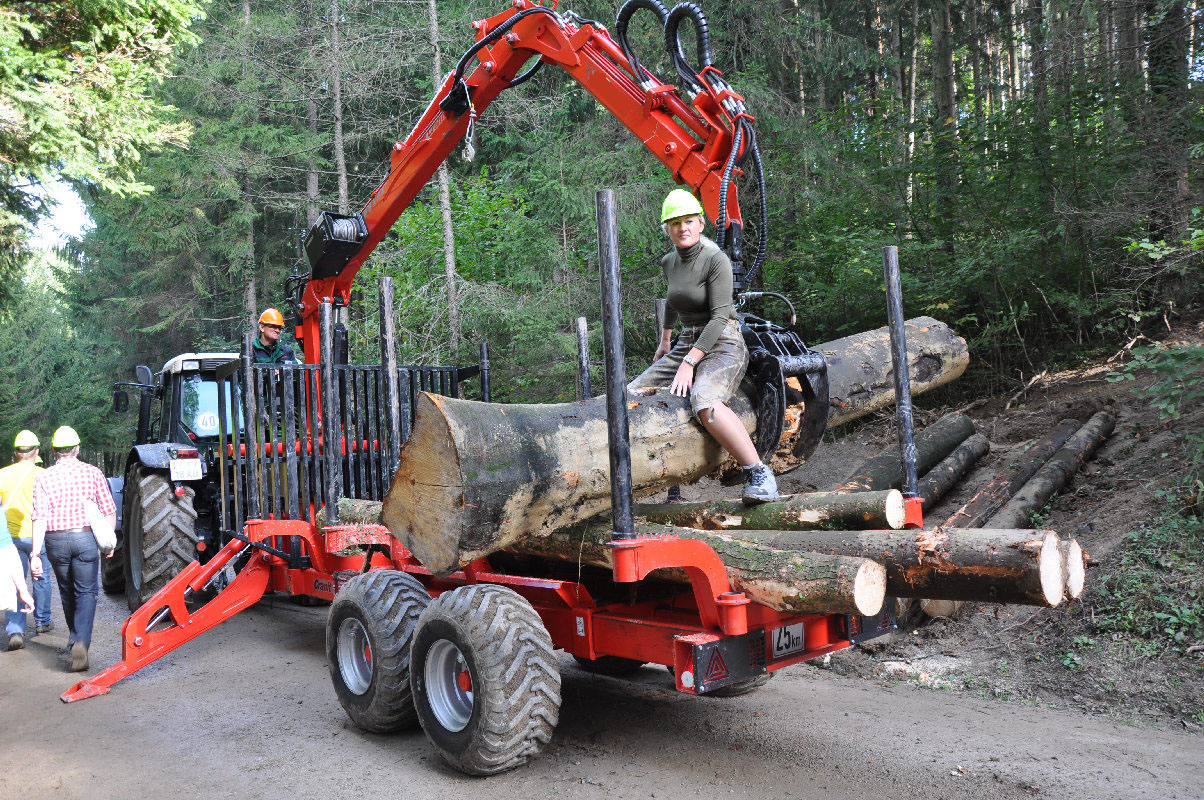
[741,462,780,505]
[7,633,23,651]
[70,641,89,672]
[36,623,53,634]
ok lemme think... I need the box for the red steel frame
[62,514,893,702]
[298,0,751,363]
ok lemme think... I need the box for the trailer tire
[572,655,646,677]
[705,672,774,697]
[411,585,561,776]
[124,465,200,612]
[327,570,430,733]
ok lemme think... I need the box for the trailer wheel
[124,465,200,612]
[705,672,774,697]
[411,585,561,776]
[327,570,430,733]
[572,655,646,677]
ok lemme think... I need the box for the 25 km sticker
[771,622,805,658]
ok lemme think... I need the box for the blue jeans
[43,531,99,648]
[6,537,52,635]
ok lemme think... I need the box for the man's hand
[670,361,695,397]
[30,553,42,578]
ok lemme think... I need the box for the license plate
[770,622,806,658]
[169,459,203,482]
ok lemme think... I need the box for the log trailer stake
[883,245,924,529]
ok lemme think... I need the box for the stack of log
[358,318,1097,621]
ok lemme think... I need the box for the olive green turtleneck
[659,236,735,354]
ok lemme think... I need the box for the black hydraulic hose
[615,0,669,87]
[714,120,742,251]
[664,2,710,96]
[451,5,557,86]
[744,130,769,287]
[508,56,544,88]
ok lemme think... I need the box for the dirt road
[1,590,1199,800]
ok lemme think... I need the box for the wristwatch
[682,354,699,367]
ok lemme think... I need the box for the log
[718,527,1066,607]
[919,599,963,619]
[382,318,969,573]
[833,412,977,492]
[633,490,906,532]
[941,418,1082,529]
[1063,539,1086,600]
[511,521,887,616]
[918,433,991,507]
[984,411,1116,530]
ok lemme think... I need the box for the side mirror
[112,390,129,414]
[134,365,152,386]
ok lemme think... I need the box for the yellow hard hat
[258,308,285,327]
[51,426,80,449]
[660,189,705,223]
[14,430,39,448]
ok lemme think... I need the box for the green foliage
[1094,515,1204,650]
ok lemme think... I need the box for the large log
[530,522,886,616]
[985,412,1116,529]
[832,412,977,492]
[633,490,905,531]
[382,318,968,574]
[721,527,1066,607]
[941,418,1082,529]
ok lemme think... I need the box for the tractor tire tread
[126,466,199,611]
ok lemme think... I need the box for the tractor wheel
[327,570,431,733]
[572,655,646,677]
[411,585,561,776]
[704,672,774,698]
[123,465,200,612]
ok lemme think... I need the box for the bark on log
[984,412,1116,530]
[633,490,905,532]
[941,418,1082,529]
[918,433,991,507]
[833,412,977,492]
[514,521,887,616]
[383,318,968,573]
[720,527,1066,607]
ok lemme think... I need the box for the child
[0,532,34,619]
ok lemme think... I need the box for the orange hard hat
[258,308,285,327]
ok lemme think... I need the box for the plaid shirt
[31,456,116,532]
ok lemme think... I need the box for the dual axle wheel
[327,573,561,775]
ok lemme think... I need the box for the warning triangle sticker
[703,649,730,683]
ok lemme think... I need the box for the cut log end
[1037,532,1066,607]
[1064,538,1085,600]
[854,559,888,616]
[883,490,906,530]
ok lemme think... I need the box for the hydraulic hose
[451,5,558,86]
[663,2,710,96]
[714,120,742,251]
[614,0,669,88]
[744,131,769,288]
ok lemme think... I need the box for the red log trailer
[65,0,900,776]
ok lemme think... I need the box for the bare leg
[698,402,759,466]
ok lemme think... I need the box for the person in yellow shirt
[2,431,49,650]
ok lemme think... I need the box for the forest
[0,0,1199,454]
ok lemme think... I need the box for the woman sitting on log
[628,189,779,505]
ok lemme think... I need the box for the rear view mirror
[112,390,129,413]
[135,365,152,386]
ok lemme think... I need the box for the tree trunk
[331,0,349,215]
[428,0,460,353]
[832,412,976,492]
[942,417,1081,528]
[918,433,990,507]
[1146,0,1191,241]
[726,527,1066,606]
[382,318,968,573]
[634,490,906,532]
[985,412,1116,529]
[930,0,958,252]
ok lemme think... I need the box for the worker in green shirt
[251,308,298,364]
[628,189,779,504]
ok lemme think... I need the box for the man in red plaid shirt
[30,426,116,672]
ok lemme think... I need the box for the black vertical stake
[379,277,403,481]
[216,371,231,534]
[596,189,635,540]
[241,333,261,521]
[478,341,491,402]
[320,302,342,525]
[883,245,919,498]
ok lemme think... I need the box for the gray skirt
[627,318,748,415]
